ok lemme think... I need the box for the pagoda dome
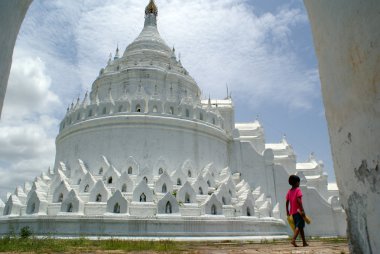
[92,0,200,108]
[123,0,171,59]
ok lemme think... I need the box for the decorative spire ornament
[108,53,112,65]
[282,134,287,143]
[309,152,316,161]
[144,0,158,27]
[171,46,177,60]
[82,91,89,108]
[145,0,158,16]
[114,44,120,60]
[74,96,80,110]
[178,52,182,62]
[178,53,183,67]
[226,84,231,99]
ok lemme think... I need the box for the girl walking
[286,175,309,247]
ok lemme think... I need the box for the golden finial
[145,0,158,16]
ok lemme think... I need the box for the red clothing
[286,187,303,215]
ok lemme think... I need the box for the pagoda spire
[144,0,158,27]
[145,0,158,16]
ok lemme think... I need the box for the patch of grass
[0,237,66,252]
[95,239,179,252]
[20,226,33,239]
[0,237,182,253]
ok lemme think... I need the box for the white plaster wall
[304,0,380,252]
[0,216,287,237]
[55,116,229,175]
[229,141,272,196]
[301,186,346,237]
[232,140,346,236]
[0,0,32,116]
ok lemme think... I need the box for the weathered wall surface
[304,0,380,253]
[0,0,32,117]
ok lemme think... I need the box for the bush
[20,226,33,239]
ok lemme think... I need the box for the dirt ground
[83,240,349,254]
[176,240,350,254]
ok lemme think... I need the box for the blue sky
[0,0,334,197]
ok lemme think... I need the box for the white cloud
[4,57,60,119]
[0,56,60,195]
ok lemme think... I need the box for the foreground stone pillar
[0,0,32,117]
[304,1,380,253]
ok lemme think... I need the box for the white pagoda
[0,0,346,238]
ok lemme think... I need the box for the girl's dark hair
[288,175,300,187]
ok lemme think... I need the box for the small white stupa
[0,0,346,238]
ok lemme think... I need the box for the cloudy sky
[0,0,334,198]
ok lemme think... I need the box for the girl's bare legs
[291,228,299,247]
[299,228,309,247]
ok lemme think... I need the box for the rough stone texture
[0,0,32,117]
[304,0,380,252]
